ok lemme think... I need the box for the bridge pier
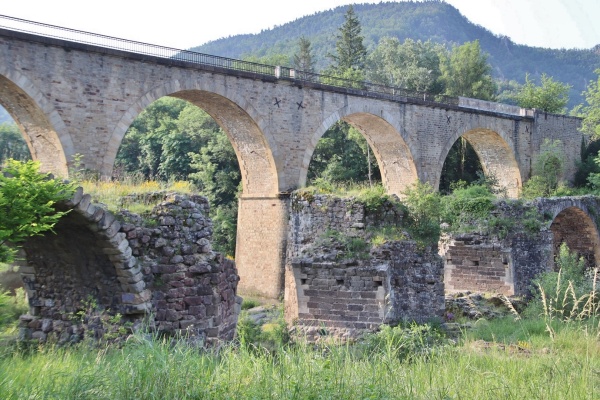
[235,195,290,299]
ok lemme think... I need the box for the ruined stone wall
[19,191,240,345]
[286,193,444,339]
[440,197,600,296]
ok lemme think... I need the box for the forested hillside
[192,1,600,108]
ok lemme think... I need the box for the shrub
[401,181,441,248]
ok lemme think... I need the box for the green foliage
[513,73,571,113]
[439,137,484,194]
[319,229,370,260]
[0,160,75,263]
[361,323,446,361]
[574,68,600,138]
[328,5,367,72]
[401,181,441,248]
[193,2,596,108]
[441,183,494,230]
[528,243,598,322]
[521,139,565,199]
[236,307,290,353]
[366,37,445,93]
[115,98,241,256]
[0,287,27,332]
[440,40,496,100]
[355,183,395,212]
[307,122,379,186]
[240,298,260,310]
[293,36,315,74]
[0,123,30,165]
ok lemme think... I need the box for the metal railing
[0,14,459,106]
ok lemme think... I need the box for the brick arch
[0,70,73,177]
[21,187,151,323]
[300,107,418,196]
[104,79,279,197]
[437,127,521,198]
[548,205,600,269]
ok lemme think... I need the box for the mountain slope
[191,1,600,108]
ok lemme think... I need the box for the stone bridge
[0,17,583,299]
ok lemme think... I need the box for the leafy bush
[0,160,76,263]
[401,181,441,248]
[521,139,565,199]
[440,183,494,230]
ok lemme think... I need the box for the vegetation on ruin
[0,160,76,263]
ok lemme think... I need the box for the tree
[440,40,496,100]
[328,5,367,72]
[307,122,379,185]
[0,123,30,164]
[0,160,75,263]
[366,37,445,94]
[514,73,571,113]
[576,68,600,138]
[293,36,315,74]
[521,139,565,198]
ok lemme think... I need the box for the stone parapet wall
[19,190,240,345]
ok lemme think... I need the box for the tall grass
[0,325,598,399]
[80,177,193,214]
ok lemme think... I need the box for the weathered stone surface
[285,193,444,340]
[441,196,600,296]
[18,191,240,345]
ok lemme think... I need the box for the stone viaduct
[0,17,583,299]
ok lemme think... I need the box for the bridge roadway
[0,16,583,298]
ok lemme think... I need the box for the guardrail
[0,14,460,106]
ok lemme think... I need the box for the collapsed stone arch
[104,79,280,197]
[546,203,600,269]
[300,106,418,196]
[0,69,72,177]
[437,127,522,198]
[21,187,150,325]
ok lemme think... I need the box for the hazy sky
[2,0,599,50]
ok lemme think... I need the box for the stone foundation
[286,193,444,340]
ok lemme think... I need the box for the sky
[1,0,599,50]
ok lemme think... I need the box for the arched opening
[107,87,284,299]
[550,207,600,269]
[0,74,69,176]
[302,112,418,197]
[112,96,240,257]
[438,128,521,197]
[439,138,483,193]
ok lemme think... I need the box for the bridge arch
[0,68,73,177]
[105,79,280,196]
[21,187,150,324]
[544,200,600,269]
[300,105,418,196]
[437,125,522,197]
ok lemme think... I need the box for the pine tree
[293,36,315,73]
[329,5,367,71]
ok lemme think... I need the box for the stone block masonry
[19,190,241,345]
[286,193,444,340]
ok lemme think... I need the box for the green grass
[0,320,598,399]
[80,178,194,215]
